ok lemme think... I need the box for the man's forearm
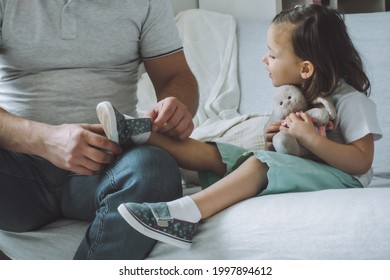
[144,50,199,118]
[159,70,199,117]
[0,107,49,156]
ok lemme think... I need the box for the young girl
[97,4,382,249]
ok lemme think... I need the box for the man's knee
[116,145,183,199]
[128,145,179,171]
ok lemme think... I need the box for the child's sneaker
[118,202,198,249]
[96,101,151,149]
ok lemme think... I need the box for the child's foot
[96,101,151,149]
[118,202,198,249]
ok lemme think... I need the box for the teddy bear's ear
[312,97,337,120]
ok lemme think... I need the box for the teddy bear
[271,85,337,157]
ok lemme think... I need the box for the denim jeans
[0,145,183,259]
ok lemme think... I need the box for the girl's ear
[300,60,314,80]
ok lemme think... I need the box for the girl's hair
[272,4,371,101]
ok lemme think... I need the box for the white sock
[124,114,151,144]
[167,196,202,223]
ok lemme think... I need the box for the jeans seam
[88,197,109,259]
[87,169,117,259]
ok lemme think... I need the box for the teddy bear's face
[274,85,308,119]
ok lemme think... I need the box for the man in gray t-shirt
[0,0,198,259]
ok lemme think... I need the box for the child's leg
[190,156,268,219]
[118,156,268,248]
[146,132,226,177]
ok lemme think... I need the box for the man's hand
[43,124,123,176]
[145,97,194,140]
[143,50,198,140]
[264,121,281,151]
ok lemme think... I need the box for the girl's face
[262,23,305,87]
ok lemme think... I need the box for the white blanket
[137,9,256,141]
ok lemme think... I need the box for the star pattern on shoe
[118,202,198,249]
[97,101,151,149]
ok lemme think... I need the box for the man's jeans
[0,145,183,259]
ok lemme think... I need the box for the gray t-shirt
[0,0,183,124]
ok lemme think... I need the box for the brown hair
[272,4,370,101]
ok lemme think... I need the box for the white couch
[1,9,389,260]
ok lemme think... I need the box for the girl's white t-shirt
[329,81,382,187]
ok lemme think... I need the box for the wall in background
[170,0,389,21]
[336,0,385,13]
[170,0,198,14]
[199,0,281,21]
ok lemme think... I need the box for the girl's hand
[264,121,281,151]
[280,112,319,149]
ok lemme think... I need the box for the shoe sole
[118,204,192,250]
[96,101,119,143]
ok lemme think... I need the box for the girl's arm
[308,134,373,175]
[282,112,374,175]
